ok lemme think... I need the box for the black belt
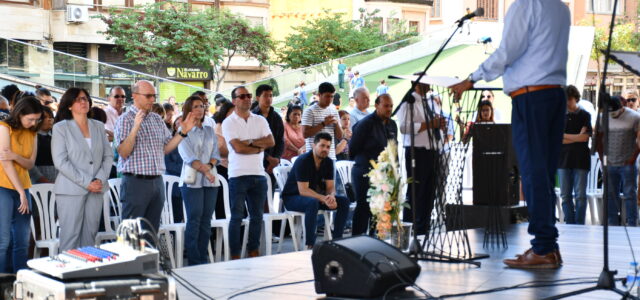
[123,173,161,180]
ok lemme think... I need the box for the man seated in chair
[281,132,350,249]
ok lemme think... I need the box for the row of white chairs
[27,157,356,268]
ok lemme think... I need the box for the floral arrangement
[367,140,408,239]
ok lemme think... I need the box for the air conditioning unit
[66,5,89,23]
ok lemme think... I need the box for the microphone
[457,7,484,23]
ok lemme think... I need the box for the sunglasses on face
[628,98,637,103]
[113,95,126,99]
[134,93,157,99]
[235,93,252,100]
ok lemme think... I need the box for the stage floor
[174,224,640,299]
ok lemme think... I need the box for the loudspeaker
[472,124,519,206]
[311,236,420,298]
[0,273,15,300]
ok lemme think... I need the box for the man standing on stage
[397,79,445,236]
[450,0,570,269]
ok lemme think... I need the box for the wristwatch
[178,130,188,138]
[467,73,476,84]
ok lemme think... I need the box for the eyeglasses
[134,93,157,99]
[113,95,126,99]
[75,97,89,103]
[234,93,252,100]
[628,98,637,103]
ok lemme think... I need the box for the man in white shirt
[397,79,446,236]
[105,86,126,141]
[450,0,570,269]
[349,87,372,130]
[222,86,274,260]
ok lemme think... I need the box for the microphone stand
[391,16,470,260]
[543,0,636,298]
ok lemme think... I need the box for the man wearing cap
[450,0,570,268]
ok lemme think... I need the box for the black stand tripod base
[542,268,636,300]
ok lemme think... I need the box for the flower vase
[382,222,413,252]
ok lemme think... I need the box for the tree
[581,19,639,93]
[98,3,274,91]
[97,2,224,77]
[205,10,275,91]
[278,11,387,69]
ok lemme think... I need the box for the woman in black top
[29,106,57,183]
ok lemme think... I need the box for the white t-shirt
[222,111,272,178]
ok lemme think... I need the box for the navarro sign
[163,66,212,80]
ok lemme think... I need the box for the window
[476,0,498,20]
[587,0,623,14]
[372,17,383,33]
[246,16,265,27]
[409,21,420,33]
[430,0,441,18]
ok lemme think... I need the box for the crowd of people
[2,72,639,273]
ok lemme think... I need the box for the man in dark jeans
[596,96,640,226]
[557,85,591,224]
[281,133,349,249]
[350,94,397,235]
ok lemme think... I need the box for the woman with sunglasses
[0,96,43,272]
[178,95,220,265]
[52,88,114,251]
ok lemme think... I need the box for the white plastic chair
[586,155,602,225]
[29,184,59,258]
[160,175,185,267]
[279,159,292,167]
[273,166,332,249]
[262,171,296,255]
[94,193,116,244]
[335,160,354,191]
[291,156,298,164]
[95,178,122,244]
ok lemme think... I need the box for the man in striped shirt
[301,82,343,159]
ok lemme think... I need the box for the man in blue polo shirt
[281,132,349,249]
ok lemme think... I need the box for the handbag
[181,164,198,185]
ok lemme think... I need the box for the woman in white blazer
[52,88,113,251]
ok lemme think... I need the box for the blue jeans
[283,194,349,246]
[181,186,218,265]
[607,165,638,226]
[512,88,565,255]
[228,176,267,256]
[558,168,588,224]
[0,187,32,273]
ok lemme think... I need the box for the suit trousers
[56,192,103,251]
[511,87,565,255]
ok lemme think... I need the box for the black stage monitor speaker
[311,236,420,298]
[472,124,520,206]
